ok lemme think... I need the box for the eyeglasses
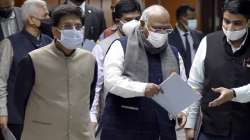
[60,24,83,31]
[149,25,173,34]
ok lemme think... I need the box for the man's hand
[177,112,187,128]
[144,83,160,97]
[185,128,195,140]
[0,116,8,128]
[209,87,235,107]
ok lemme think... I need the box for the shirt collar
[80,2,86,14]
[0,11,15,20]
[176,24,190,36]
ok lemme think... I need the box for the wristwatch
[232,89,237,98]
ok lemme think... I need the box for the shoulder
[29,43,52,57]
[41,33,53,42]
[190,30,205,38]
[77,47,96,60]
[0,38,11,52]
[0,38,11,47]
[206,30,224,40]
[168,28,179,40]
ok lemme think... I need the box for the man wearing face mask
[0,0,23,42]
[67,0,106,42]
[14,4,97,140]
[169,5,204,78]
[185,0,250,140]
[90,0,141,137]
[0,0,51,139]
[101,5,187,140]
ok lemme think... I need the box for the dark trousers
[100,94,176,140]
[198,131,250,140]
[0,124,22,140]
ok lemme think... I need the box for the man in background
[69,0,106,42]
[169,5,204,77]
[0,0,23,42]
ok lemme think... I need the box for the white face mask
[58,28,84,49]
[122,20,139,36]
[222,26,247,41]
[187,19,197,30]
[147,31,168,48]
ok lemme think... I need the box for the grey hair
[21,0,47,21]
[140,5,169,24]
[140,6,151,23]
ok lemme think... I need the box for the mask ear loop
[247,19,250,27]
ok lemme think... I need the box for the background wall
[14,0,225,34]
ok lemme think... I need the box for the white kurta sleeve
[104,40,147,98]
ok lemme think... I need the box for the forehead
[186,10,195,18]
[223,10,247,22]
[58,15,82,26]
[148,13,170,26]
[121,11,140,19]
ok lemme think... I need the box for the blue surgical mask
[187,19,197,30]
[58,28,84,49]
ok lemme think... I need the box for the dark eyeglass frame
[149,25,173,34]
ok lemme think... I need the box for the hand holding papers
[152,74,201,116]
[1,127,16,140]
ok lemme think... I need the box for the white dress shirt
[186,33,250,128]
[79,2,86,15]
[89,32,121,123]
[89,43,104,122]
[177,26,195,60]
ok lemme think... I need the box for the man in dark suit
[68,0,106,42]
[0,0,23,42]
[168,5,204,77]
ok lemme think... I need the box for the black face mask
[0,8,13,18]
[39,19,53,38]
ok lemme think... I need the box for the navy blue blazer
[168,28,205,76]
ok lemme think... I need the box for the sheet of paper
[152,74,201,116]
[1,127,16,140]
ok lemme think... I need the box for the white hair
[21,0,47,21]
[140,6,150,23]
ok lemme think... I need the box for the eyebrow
[223,18,242,23]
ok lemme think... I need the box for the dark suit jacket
[0,7,24,41]
[84,4,106,42]
[168,28,204,76]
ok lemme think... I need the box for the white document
[1,127,16,140]
[152,74,201,116]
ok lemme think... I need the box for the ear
[52,27,61,40]
[140,20,145,28]
[27,16,35,26]
[140,20,149,38]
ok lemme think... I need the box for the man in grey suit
[168,5,204,78]
[69,0,106,42]
[0,0,23,42]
